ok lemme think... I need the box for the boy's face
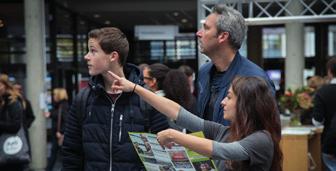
[84,38,111,76]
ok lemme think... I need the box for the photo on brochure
[129,132,218,171]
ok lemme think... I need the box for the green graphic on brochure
[129,131,218,171]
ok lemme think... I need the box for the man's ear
[218,32,229,44]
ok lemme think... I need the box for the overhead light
[173,12,179,17]
[181,18,188,23]
[104,20,111,25]
[93,14,100,18]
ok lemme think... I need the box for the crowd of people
[1,3,335,171]
[61,4,282,171]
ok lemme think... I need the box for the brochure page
[129,132,217,171]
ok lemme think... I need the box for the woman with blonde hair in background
[46,88,69,171]
[0,75,26,170]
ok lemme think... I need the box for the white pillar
[285,1,304,89]
[24,0,47,170]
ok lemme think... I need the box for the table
[281,126,323,171]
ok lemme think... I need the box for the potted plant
[279,86,314,126]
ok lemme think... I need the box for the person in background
[301,75,325,125]
[46,88,69,171]
[142,63,170,96]
[196,4,275,125]
[138,63,148,73]
[109,72,282,171]
[178,65,195,95]
[0,76,26,171]
[163,69,197,117]
[13,83,35,131]
[307,75,325,91]
[62,27,169,171]
[312,58,336,171]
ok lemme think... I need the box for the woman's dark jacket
[50,100,69,134]
[0,94,23,134]
[62,64,169,171]
[0,94,25,171]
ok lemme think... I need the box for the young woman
[109,71,282,171]
[0,76,25,171]
[46,88,69,171]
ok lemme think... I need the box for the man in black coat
[312,58,336,170]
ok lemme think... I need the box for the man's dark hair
[327,58,336,77]
[88,27,129,66]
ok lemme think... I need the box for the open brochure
[129,132,218,171]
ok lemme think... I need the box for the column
[24,0,47,170]
[285,1,304,89]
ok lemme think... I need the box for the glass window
[263,26,316,58]
[56,34,74,62]
[262,27,286,58]
[150,41,164,60]
[166,41,176,60]
[329,25,336,56]
[239,38,247,57]
[305,27,315,57]
[77,34,87,61]
[176,39,196,59]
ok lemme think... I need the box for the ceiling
[0,0,197,37]
[57,0,197,32]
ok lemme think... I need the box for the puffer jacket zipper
[118,114,123,142]
[105,93,121,171]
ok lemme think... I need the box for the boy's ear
[109,51,119,62]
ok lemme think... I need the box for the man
[196,4,275,125]
[62,27,169,171]
[312,58,336,170]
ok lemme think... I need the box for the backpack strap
[139,97,151,132]
[76,87,91,124]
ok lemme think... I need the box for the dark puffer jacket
[62,64,169,171]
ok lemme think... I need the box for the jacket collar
[88,63,143,93]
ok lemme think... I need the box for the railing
[199,0,336,25]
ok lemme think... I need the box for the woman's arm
[157,129,250,161]
[109,71,180,120]
[157,128,213,157]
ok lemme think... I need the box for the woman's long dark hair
[228,76,282,171]
[163,69,194,111]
